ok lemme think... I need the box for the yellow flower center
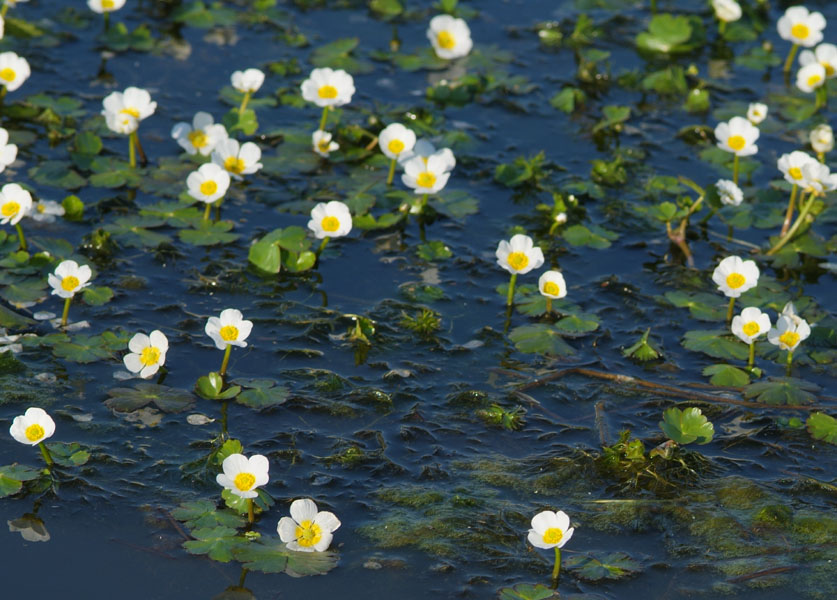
[188,130,208,148]
[542,527,563,545]
[61,275,80,292]
[507,252,529,272]
[233,472,256,492]
[742,321,760,337]
[727,135,746,152]
[388,139,405,154]
[0,68,16,83]
[788,167,803,180]
[317,139,332,153]
[807,74,822,87]
[791,23,810,40]
[224,156,246,174]
[321,216,340,232]
[779,331,800,348]
[294,520,323,548]
[219,325,239,341]
[140,346,161,367]
[318,85,338,99]
[725,273,745,289]
[1,201,19,217]
[543,281,561,296]
[825,63,835,77]
[25,423,44,442]
[102,0,115,9]
[437,30,456,50]
[416,171,437,188]
[200,180,218,196]
[120,107,140,118]
[36,204,46,213]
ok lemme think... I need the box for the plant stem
[783,43,799,74]
[506,273,518,307]
[747,341,755,370]
[551,547,562,588]
[0,86,6,105]
[15,222,26,251]
[650,0,656,14]
[247,498,255,524]
[732,153,740,185]
[386,157,397,186]
[319,106,329,132]
[780,184,797,236]
[38,442,54,467]
[786,350,794,376]
[103,11,110,31]
[545,297,552,315]
[220,401,229,437]
[219,345,233,376]
[317,236,330,256]
[818,151,826,163]
[815,86,827,111]
[238,91,251,115]
[726,296,735,326]
[719,21,726,36]
[0,4,8,18]
[61,296,72,327]
[128,133,136,168]
[238,568,249,588]
[203,202,212,220]
[134,132,147,165]
[767,191,817,255]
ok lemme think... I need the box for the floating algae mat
[0,0,836,598]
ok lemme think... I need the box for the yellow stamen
[224,156,246,175]
[219,325,239,341]
[1,201,19,217]
[317,139,332,153]
[25,423,44,443]
[318,85,338,99]
[321,216,340,232]
[188,130,208,149]
[542,527,563,545]
[727,135,746,152]
[416,171,437,188]
[294,520,323,548]
[120,107,140,118]
[791,23,810,40]
[140,346,161,367]
[61,275,80,292]
[807,74,822,87]
[825,63,835,77]
[233,472,256,492]
[742,321,760,337]
[788,167,803,180]
[507,252,529,272]
[36,204,46,214]
[388,139,405,155]
[543,281,561,296]
[779,331,800,348]
[200,180,218,196]
[725,273,745,289]
[0,68,16,83]
[437,31,456,50]
[102,0,115,8]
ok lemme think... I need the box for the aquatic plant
[527,510,574,587]
[277,498,341,552]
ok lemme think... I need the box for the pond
[0,0,836,598]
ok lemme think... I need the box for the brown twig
[727,565,797,583]
[594,400,609,446]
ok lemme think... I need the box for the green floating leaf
[28,161,86,190]
[0,303,36,328]
[234,539,339,576]
[682,330,749,360]
[236,386,289,409]
[806,412,837,445]
[282,250,316,273]
[636,14,694,53]
[222,108,258,136]
[82,286,114,306]
[622,328,663,362]
[172,499,247,530]
[564,551,643,581]
[196,372,241,401]
[563,224,617,249]
[369,0,403,19]
[249,239,282,274]
[52,334,114,363]
[499,583,558,600]
[183,526,245,562]
[550,87,585,113]
[664,291,725,322]
[217,439,243,465]
[45,442,90,467]
[179,221,240,246]
[416,240,452,261]
[660,407,714,445]
[509,324,575,356]
[702,364,750,387]
[554,313,599,336]
[0,464,43,498]
[743,377,818,406]
[106,383,195,413]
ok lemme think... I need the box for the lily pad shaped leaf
[106,383,195,413]
[682,330,748,360]
[636,14,694,54]
[183,526,245,563]
[172,500,247,530]
[702,364,750,387]
[564,551,643,581]
[659,407,714,445]
[0,464,42,498]
[234,539,338,576]
[806,412,837,445]
[498,584,559,600]
[509,324,575,356]
[743,377,818,406]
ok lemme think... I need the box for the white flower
[398,139,456,170]
[527,510,574,550]
[312,130,339,157]
[401,154,452,195]
[800,43,837,78]
[777,151,818,186]
[211,139,262,180]
[123,330,168,379]
[715,116,759,157]
[768,315,811,351]
[796,63,826,93]
[0,17,4,42]
[48,260,93,299]
[779,302,806,329]
[0,183,32,226]
[716,179,743,206]
[300,68,355,108]
[171,112,228,156]
[216,453,269,499]
[800,160,837,194]
[712,255,759,298]
[231,68,265,94]
[88,0,126,13]
[810,124,834,153]
[205,308,253,350]
[777,6,826,47]
[102,87,156,122]
[307,201,352,239]
[277,498,341,552]
[0,52,30,92]
[378,123,417,160]
[554,212,568,225]
[538,271,567,299]
[427,15,473,60]
[712,0,741,23]
[496,234,544,275]
[187,163,231,204]
[30,200,65,223]
[104,111,138,135]
[746,102,767,125]
[9,407,55,446]
[731,307,771,344]
[0,127,18,173]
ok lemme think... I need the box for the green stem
[238,91,251,115]
[726,296,735,326]
[786,350,794,376]
[732,153,740,185]
[219,344,233,376]
[506,273,518,307]
[317,236,330,256]
[780,184,797,236]
[128,132,136,168]
[61,296,72,328]
[815,86,827,111]
[420,193,428,214]
[818,151,826,163]
[783,43,799,74]
[15,222,26,251]
[103,11,110,31]
[238,568,249,588]
[319,106,329,132]
[203,202,212,220]
[0,86,7,104]
[38,442,54,467]
[0,4,7,18]
[650,0,656,14]
[386,157,397,186]
[247,498,255,524]
[747,341,755,370]
[551,547,562,588]
[767,191,817,255]
[220,401,229,438]
[719,20,726,36]
[545,297,552,315]
[134,131,147,165]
